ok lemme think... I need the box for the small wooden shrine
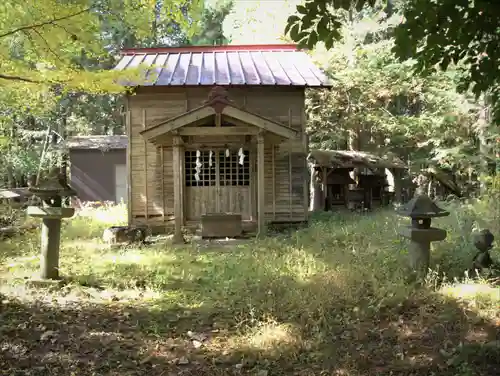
[114,44,332,239]
[308,149,407,211]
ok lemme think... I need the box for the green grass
[0,200,499,375]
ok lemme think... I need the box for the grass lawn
[0,202,499,375]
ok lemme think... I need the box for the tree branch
[0,7,91,39]
[23,29,65,65]
[0,73,44,84]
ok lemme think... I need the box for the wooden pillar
[172,136,184,243]
[393,168,402,204]
[125,107,132,225]
[257,133,266,237]
[142,109,149,220]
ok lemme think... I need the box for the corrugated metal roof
[308,150,407,169]
[65,135,127,150]
[114,44,332,87]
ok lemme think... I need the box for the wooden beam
[125,102,132,225]
[141,106,215,141]
[172,136,184,243]
[393,168,402,204]
[160,146,165,222]
[257,133,266,237]
[289,149,293,219]
[143,109,149,220]
[249,149,255,221]
[179,142,185,227]
[288,108,293,219]
[272,145,276,219]
[178,126,258,136]
[223,106,298,140]
[302,111,309,220]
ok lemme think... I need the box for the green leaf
[296,5,307,14]
[302,15,315,29]
[316,16,330,38]
[324,34,335,50]
[354,0,366,12]
[289,23,301,41]
[439,55,451,71]
[285,15,300,36]
[307,30,319,50]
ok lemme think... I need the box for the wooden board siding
[127,86,308,228]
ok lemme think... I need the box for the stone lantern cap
[28,177,76,199]
[397,194,450,219]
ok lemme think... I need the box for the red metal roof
[114,44,332,87]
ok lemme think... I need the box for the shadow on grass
[1,207,499,375]
[0,279,498,376]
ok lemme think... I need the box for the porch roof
[140,97,299,142]
[308,149,407,170]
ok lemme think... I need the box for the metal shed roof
[308,150,407,170]
[114,44,332,87]
[65,135,127,150]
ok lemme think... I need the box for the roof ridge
[120,44,301,55]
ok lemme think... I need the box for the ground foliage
[0,202,499,375]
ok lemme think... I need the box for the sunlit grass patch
[1,200,499,375]
[440,280,500,320]
[209,316,304,359]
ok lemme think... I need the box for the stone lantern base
[27,206,76,280]
[399,226,447,274]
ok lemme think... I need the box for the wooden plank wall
[127,86,308,226]
[128,91,186,224]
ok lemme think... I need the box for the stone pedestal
[399,226,447,274]
[40,218,62,279]
[26,171,76,281]
[397,194,449,278]
[28,206,75,280]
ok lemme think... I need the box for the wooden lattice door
[185,148,252,221]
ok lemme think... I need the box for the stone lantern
[397,194,450,276]
[27,170,76,281]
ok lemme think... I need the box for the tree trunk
[477,98,490,195]
[310,168,324,212]
[348,128,361,190]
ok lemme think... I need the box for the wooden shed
[308,150,407,211]
[114,44,331,239]
[65,135,128,204]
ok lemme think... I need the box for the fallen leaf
[40,330,57,341]
[140,353,154,364]
[178,356,189,365]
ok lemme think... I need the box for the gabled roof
[65,135,127,150]
[114,44,332,87]
[141,103,298,142]
[140,85,299,142]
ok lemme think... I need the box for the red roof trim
[120,44,300,55]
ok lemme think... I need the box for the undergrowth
[0,199,499,375]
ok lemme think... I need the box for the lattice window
[219,149,250,186]
[185,150,216,187]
